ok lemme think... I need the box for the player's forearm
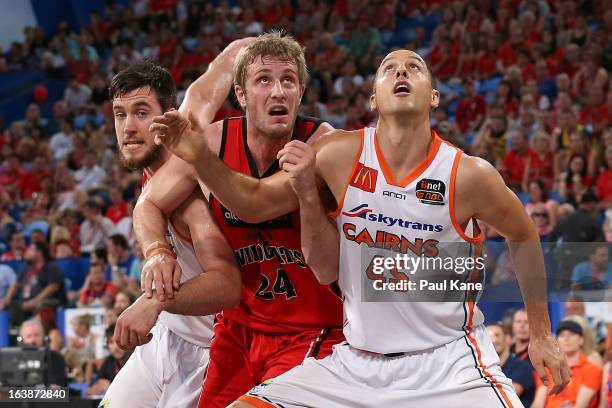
[508,232,552,337]
[133,198,169,254]
[193,156,298,223]
[298,193,340,285]
[157,269,240,315]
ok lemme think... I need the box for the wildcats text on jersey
[234,242,306,268]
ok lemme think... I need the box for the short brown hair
[234,31,308,91]
[109,60,176,112]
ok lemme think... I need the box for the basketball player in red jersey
[153,49,572,407]
[134,32,344,408]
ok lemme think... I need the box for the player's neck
[375,115,432,181]
[247,125,293,175]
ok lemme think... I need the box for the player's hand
[277,140,318,200]
[150,109,207,164]
[529,334,571,395]
[113,295,160,351]
[141,253,182,302]
[223,37,256,59]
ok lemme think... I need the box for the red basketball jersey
[209,115,343,333]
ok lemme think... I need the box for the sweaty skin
[152,49,572,400]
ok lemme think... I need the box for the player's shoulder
[313,128,363,152]
[314,129,363,182]
[300,115,334,145]
[456,152,502,184]
[454,151,508,207]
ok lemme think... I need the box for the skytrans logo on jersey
[342,204,444,232]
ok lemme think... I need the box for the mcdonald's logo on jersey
[350,163,378,193]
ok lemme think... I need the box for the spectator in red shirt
[517,49,537,81]
[580,87,608,132]
[539,28,563,76]
[456,78,486,134]
[524,131,555,190]
[455,33,477,78]
[502,130,532,185]
[494,80,520,119]
[475,34,499,79]
[559,43,581,79]
[596,146,612,204]
[497,24,522,73]
[105,187,127,225]
[77,263,117,308]
[1,231,26,261]
[429,36,459,81]
[518,10,540,50]
[572,56,608,103]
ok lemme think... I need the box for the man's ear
[370,93,377,112]
[430,89,440,109]
[235,84,247,109]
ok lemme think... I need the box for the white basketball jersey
[141,173,214,348]
[335,127,485,354]
[155,222,215,348]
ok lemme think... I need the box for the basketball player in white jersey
[100,40,250,408]
[151,48,572,407]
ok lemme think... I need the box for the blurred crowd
[0,0,610,402]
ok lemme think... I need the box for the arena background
[0,0,610,405]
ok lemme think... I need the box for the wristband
[144,240,175,259]
[146,247,176,260]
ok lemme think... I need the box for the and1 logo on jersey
[415,178,446,205]
[350,163,378,193]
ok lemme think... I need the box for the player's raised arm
[456,154,572,395]
[178,38,254,125]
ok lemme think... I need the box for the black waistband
[383,352,407,358]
